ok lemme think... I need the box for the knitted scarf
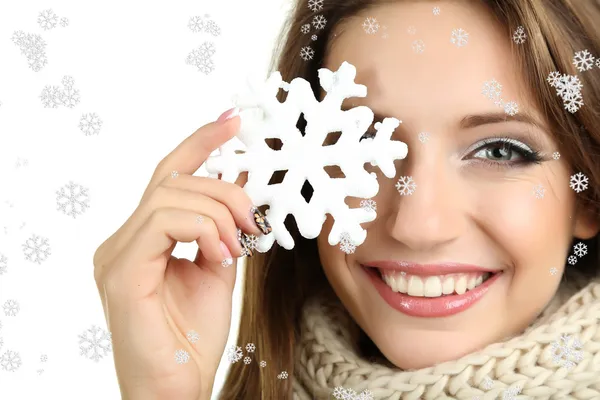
[292,275,600,399]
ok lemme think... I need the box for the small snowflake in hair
[277,370,288,379]
[567,255,577,265]
[552,151,560,160]
[259,360,267,367]
[245,343,256,352]
[433,6,441,16]
[243,356,251,364]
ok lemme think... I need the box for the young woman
[93,0,600,399]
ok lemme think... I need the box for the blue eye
[467,137,543,166]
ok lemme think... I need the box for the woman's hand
[93,108,267,400]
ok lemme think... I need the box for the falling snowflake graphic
[450,28,469,47]
[174,349,190,364]
[596,58,600,69]
[567,255,578,265]
[37,369,44,375]
[245,343,256,353]
[60,86,81,108]
[512,26,527,44]
[185,41,216,74]
[433,6,441,15]
[226,345,243,363]
[551,334,584,369]
[300,46,315,61]
[481,376,494,390]
[482,79,502,101]
[311,34,318,41]
[573,49,595,72]
[22,234,51,264]
[243,356,251,365]
[502,386,522,400]
[569,172,588,193]
[60,17,69,27]
[412,39,425,54]
[79,112,103,136]
[78,325,112,362]
[277,370,289,379]
[186,330,200,343]
[11,31,48,72]
[503,101,519,116]
[396,176,416,196]
[0,350,22,372]
[332,386,374,400]
[40,85,65,108]
[301,23,311,34]
[573,242,587,258]
[188,15,221,36]
[550,267,558,276]
[360,199,376,212]
[3,300,20,317]
[552,151,560,160]
[308,0,324,12]
[547,72,584,113]
[407,26,417,35]
[418,131,430,143]
[37,9,59,31]
[40,354,48,362]
[312,15,327,30]
[362,17,379,34]
[339,232,356,254]
[56,181,90,218]
[0,253,7,275]
[532,183,545,199]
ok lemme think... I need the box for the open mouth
[362,265,502,317]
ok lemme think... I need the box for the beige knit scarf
[292,275,600,400]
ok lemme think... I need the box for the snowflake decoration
[22,234,51,264]
[532,183,545,199]
[300,46,315,61]
[502,386,522,400]
[512,26,527,44]
[567,255,577,265]
[37,368,44,375]
[78,325,112,362]
[407,26,417,35]
[332,386,374,400]
[547,72,584,113]
[260,360,267,367]
[3,300,20,317]
[56,181,90,218]
[40,354,48,362]
[569,172,588,193]
[481,376,494,390]
[188,15,221,36]
[0,253,7,275]
[185,41,216,74]
[174,349,190,364]
[503,101,519,116]
[412,39,425,54]
[312,15,327,30]
[418,131,430,143]
[37,9,59,31]
[359,199,376,212]
[40,85,65,108]
[396,176,416,196]
[433,6,441,15]
[79,112,103,136]
[573,49,595,72]
[11,31,48,72]
[550,267,558,276]
[60,17,69,27]
[277,370,289,379]
[301,23,311,34]
[596,58,600,69]
[339,231,356,254]
[482,79,502,101]
[0,337,3,349]
[308,0,324,12]
[245,343,256,352]
[362,17,379,34]
[450,28,469,47]
[186,330,200,343]
[551,334,584,369]
[226,345,243,363]
[0,350,22,372]
[552,151,560,160]
[573,242,587,258]
[243,356,251,364]
[206,61,407,252]
[311,34,318,41]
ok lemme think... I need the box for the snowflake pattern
[573,49,595,72]
[482,79,502,101]
[502,386,522,400]
[308,0,324,12]
[547,72,584,113]
[418,131,430,143]
[412,39,425,54]
[550,267,558,276]
[396,176,416,196]
[0,253,7,275]
[300,46,315,60]
[0,350,22,372]
[573,242,587,258]
[245,343,256,352]
[433,6,441,16]
[551,334,584,369]
[569,172,589,193]
[40,85,65,108]
[3,300,20,317]
[22,234,51,264]
[312,15,327,30]
[11,31,49,72]
[60,17,69,28]
[56,181,90,218]
[332,386,374,400]
[512,26,527,44]
[226,345,243,363]
[311,34,318,41]
[567,255,578,265]
[450,28,469,47]
[596,58,600,69]
[78,325,112,362]
[359,199,376,212]
[407,26,417,35]
[552,151,560,160]
[260,360,267,367]
[79,113,103,136]
[301,23,311,34]
[188,14,221,36]
[185,41,216,74]
[37,9,59,31]
[362,17,379,34]
[243,356,251,364]
[174,349,190,364]
[503,101,519,116]
[186,330,200,343]
[481,376,494,390]
[277,370,289,379]
[533,183,545,199]
[40,354,48,362]
[339,232,356,254]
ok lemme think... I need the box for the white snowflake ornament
[205,61,408,252]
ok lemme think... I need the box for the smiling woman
[217,0,600,399]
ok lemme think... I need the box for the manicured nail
[216,107,239,124]
[220,241,233,267]
[250,206,272,235]
[237,228,253,257]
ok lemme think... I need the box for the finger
[142,108,240,203]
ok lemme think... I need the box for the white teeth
[381,271,491,297]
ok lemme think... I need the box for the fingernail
[216,107,239,124]
[219,241,233,267]
[250,206,272,235]
[237,228,254,257]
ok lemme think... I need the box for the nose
[386,153,465,252]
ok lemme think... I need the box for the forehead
[324,1,532,122]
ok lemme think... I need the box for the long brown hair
[219,1,600,398]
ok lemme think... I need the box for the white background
[0,1,291,398]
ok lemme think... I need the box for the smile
[361,261,503,318]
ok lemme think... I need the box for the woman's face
[317,1,598,369]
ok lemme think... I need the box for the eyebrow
[459,111,545,130]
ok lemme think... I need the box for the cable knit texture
[292,276,600,399]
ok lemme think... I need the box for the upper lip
[362,260,501,276]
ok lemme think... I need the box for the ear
[573,203,600,240]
